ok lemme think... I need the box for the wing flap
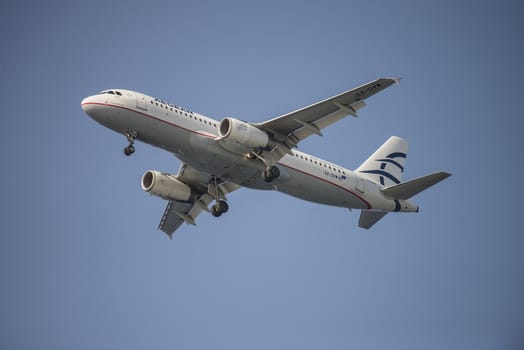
[285,101,367,146]
[158,200,194,238]
[158,193,216,238]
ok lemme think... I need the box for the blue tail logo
[355,136,408,186]
[360,152,406,186]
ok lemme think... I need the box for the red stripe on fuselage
[82,101,372,209]
[277,162,372,209]
[81,101,217,138]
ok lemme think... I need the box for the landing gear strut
[124,131,137,156]
[249,150,280,183]
[210,177,230,218]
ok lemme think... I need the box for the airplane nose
[81,96,101,116]
[80,95,104,123]
[81,96,92,112]
[80,94,111,125]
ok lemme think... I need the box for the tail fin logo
[356,136,408,186]
[360,152,406,186]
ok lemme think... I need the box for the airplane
[81,78,451,238]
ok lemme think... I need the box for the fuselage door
[356,177,366,193]
[136,93,148,111]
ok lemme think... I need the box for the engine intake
[218,117,272,149]
[141,170,191,201]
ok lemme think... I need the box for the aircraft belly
[179,133,267,187]
[144,126,197,159]
[98,105,366,208]
[275,166,368,209]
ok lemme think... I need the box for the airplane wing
[157,163,241,238]
[157,193,213,238]
[256,78,400,149]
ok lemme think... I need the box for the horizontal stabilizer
[359,210,388,229]
[380,171,451,200]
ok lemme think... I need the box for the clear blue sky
[1,1,523,349]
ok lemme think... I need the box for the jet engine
[141,170,191,201]
[218,117,273,150]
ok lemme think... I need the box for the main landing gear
[211,200,229,217]
[249,150,280,183]
[263,165,280,183]
[210,177,230,218]
[124,131,137,156]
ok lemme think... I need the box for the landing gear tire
[216,200,229,213]
[211,200,229,217]
[211,206,222,217]
[263,165,280,183]
[124,145,135,156]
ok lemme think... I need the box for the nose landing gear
[124,131,137,156]
[124,145,135,156]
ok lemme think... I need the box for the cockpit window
[98,90,122,96]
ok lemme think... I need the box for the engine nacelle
[218,117,272,149]
[141,170,191,201]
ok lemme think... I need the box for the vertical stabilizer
[356,136,408,186]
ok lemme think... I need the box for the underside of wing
[158,200,196,238]
[156,163,242,238]
[158,193,214,238]
[256,78,400,148]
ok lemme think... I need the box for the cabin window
[116,91,122,96]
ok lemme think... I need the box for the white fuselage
[81,89,416,213]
